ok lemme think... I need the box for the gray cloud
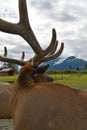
[0,0,87,63]
[0,9,17,19]
[30,1,53,11]
[30,0,55,9]
[47,12,76,23]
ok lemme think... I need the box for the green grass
[0,74,87,90]
[0,74,18,84]
[51,74,87,90]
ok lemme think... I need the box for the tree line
[1,62,19,73]
[48,63,87,74]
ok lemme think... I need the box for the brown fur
[0,85,12,119]
[33,73,53,83]
[10,83,87,130]
[0,65,52,119]
[9,64,87,130]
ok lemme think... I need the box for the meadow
[0,74,18,84]
[50,74,87,90]
[0,73,87,90]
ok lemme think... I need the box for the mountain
[45,56,87,70]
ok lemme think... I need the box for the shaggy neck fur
[16,64,35,89]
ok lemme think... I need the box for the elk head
[0,0,64,87]
[16,63,53,88]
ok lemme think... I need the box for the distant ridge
[45,56,87,70]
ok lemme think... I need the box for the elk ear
[33,64,49,74]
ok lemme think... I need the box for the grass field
[0,73,87,90]
[0,74,18,84]
[50,74,87,90]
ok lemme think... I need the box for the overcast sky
[0,0,87,63]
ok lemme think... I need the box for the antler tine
[0,47,26,66]
[31,28,57,65]
[21,52,25,61]
[39,42,64,64]
[28,42,64,66]
[47,40,58,56]
[3,46,7,57]
[42,28,56,56]
[0,19,21,35]
[19,0,29,26]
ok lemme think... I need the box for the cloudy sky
[0,0,87,64]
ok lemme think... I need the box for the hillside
[45,56,87,70]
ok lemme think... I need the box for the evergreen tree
[2,62,18,73]
[76,67,79,71]
[85,63,87,70]
[3,62,8,68]
[69,65,72,70]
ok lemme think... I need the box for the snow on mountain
[45,56,87,70]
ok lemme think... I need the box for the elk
[0,66,53,120]
[1,0,87,130]
[0,84,12,119]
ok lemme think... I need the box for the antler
[0,47,26,66]
[0,0,64,66]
